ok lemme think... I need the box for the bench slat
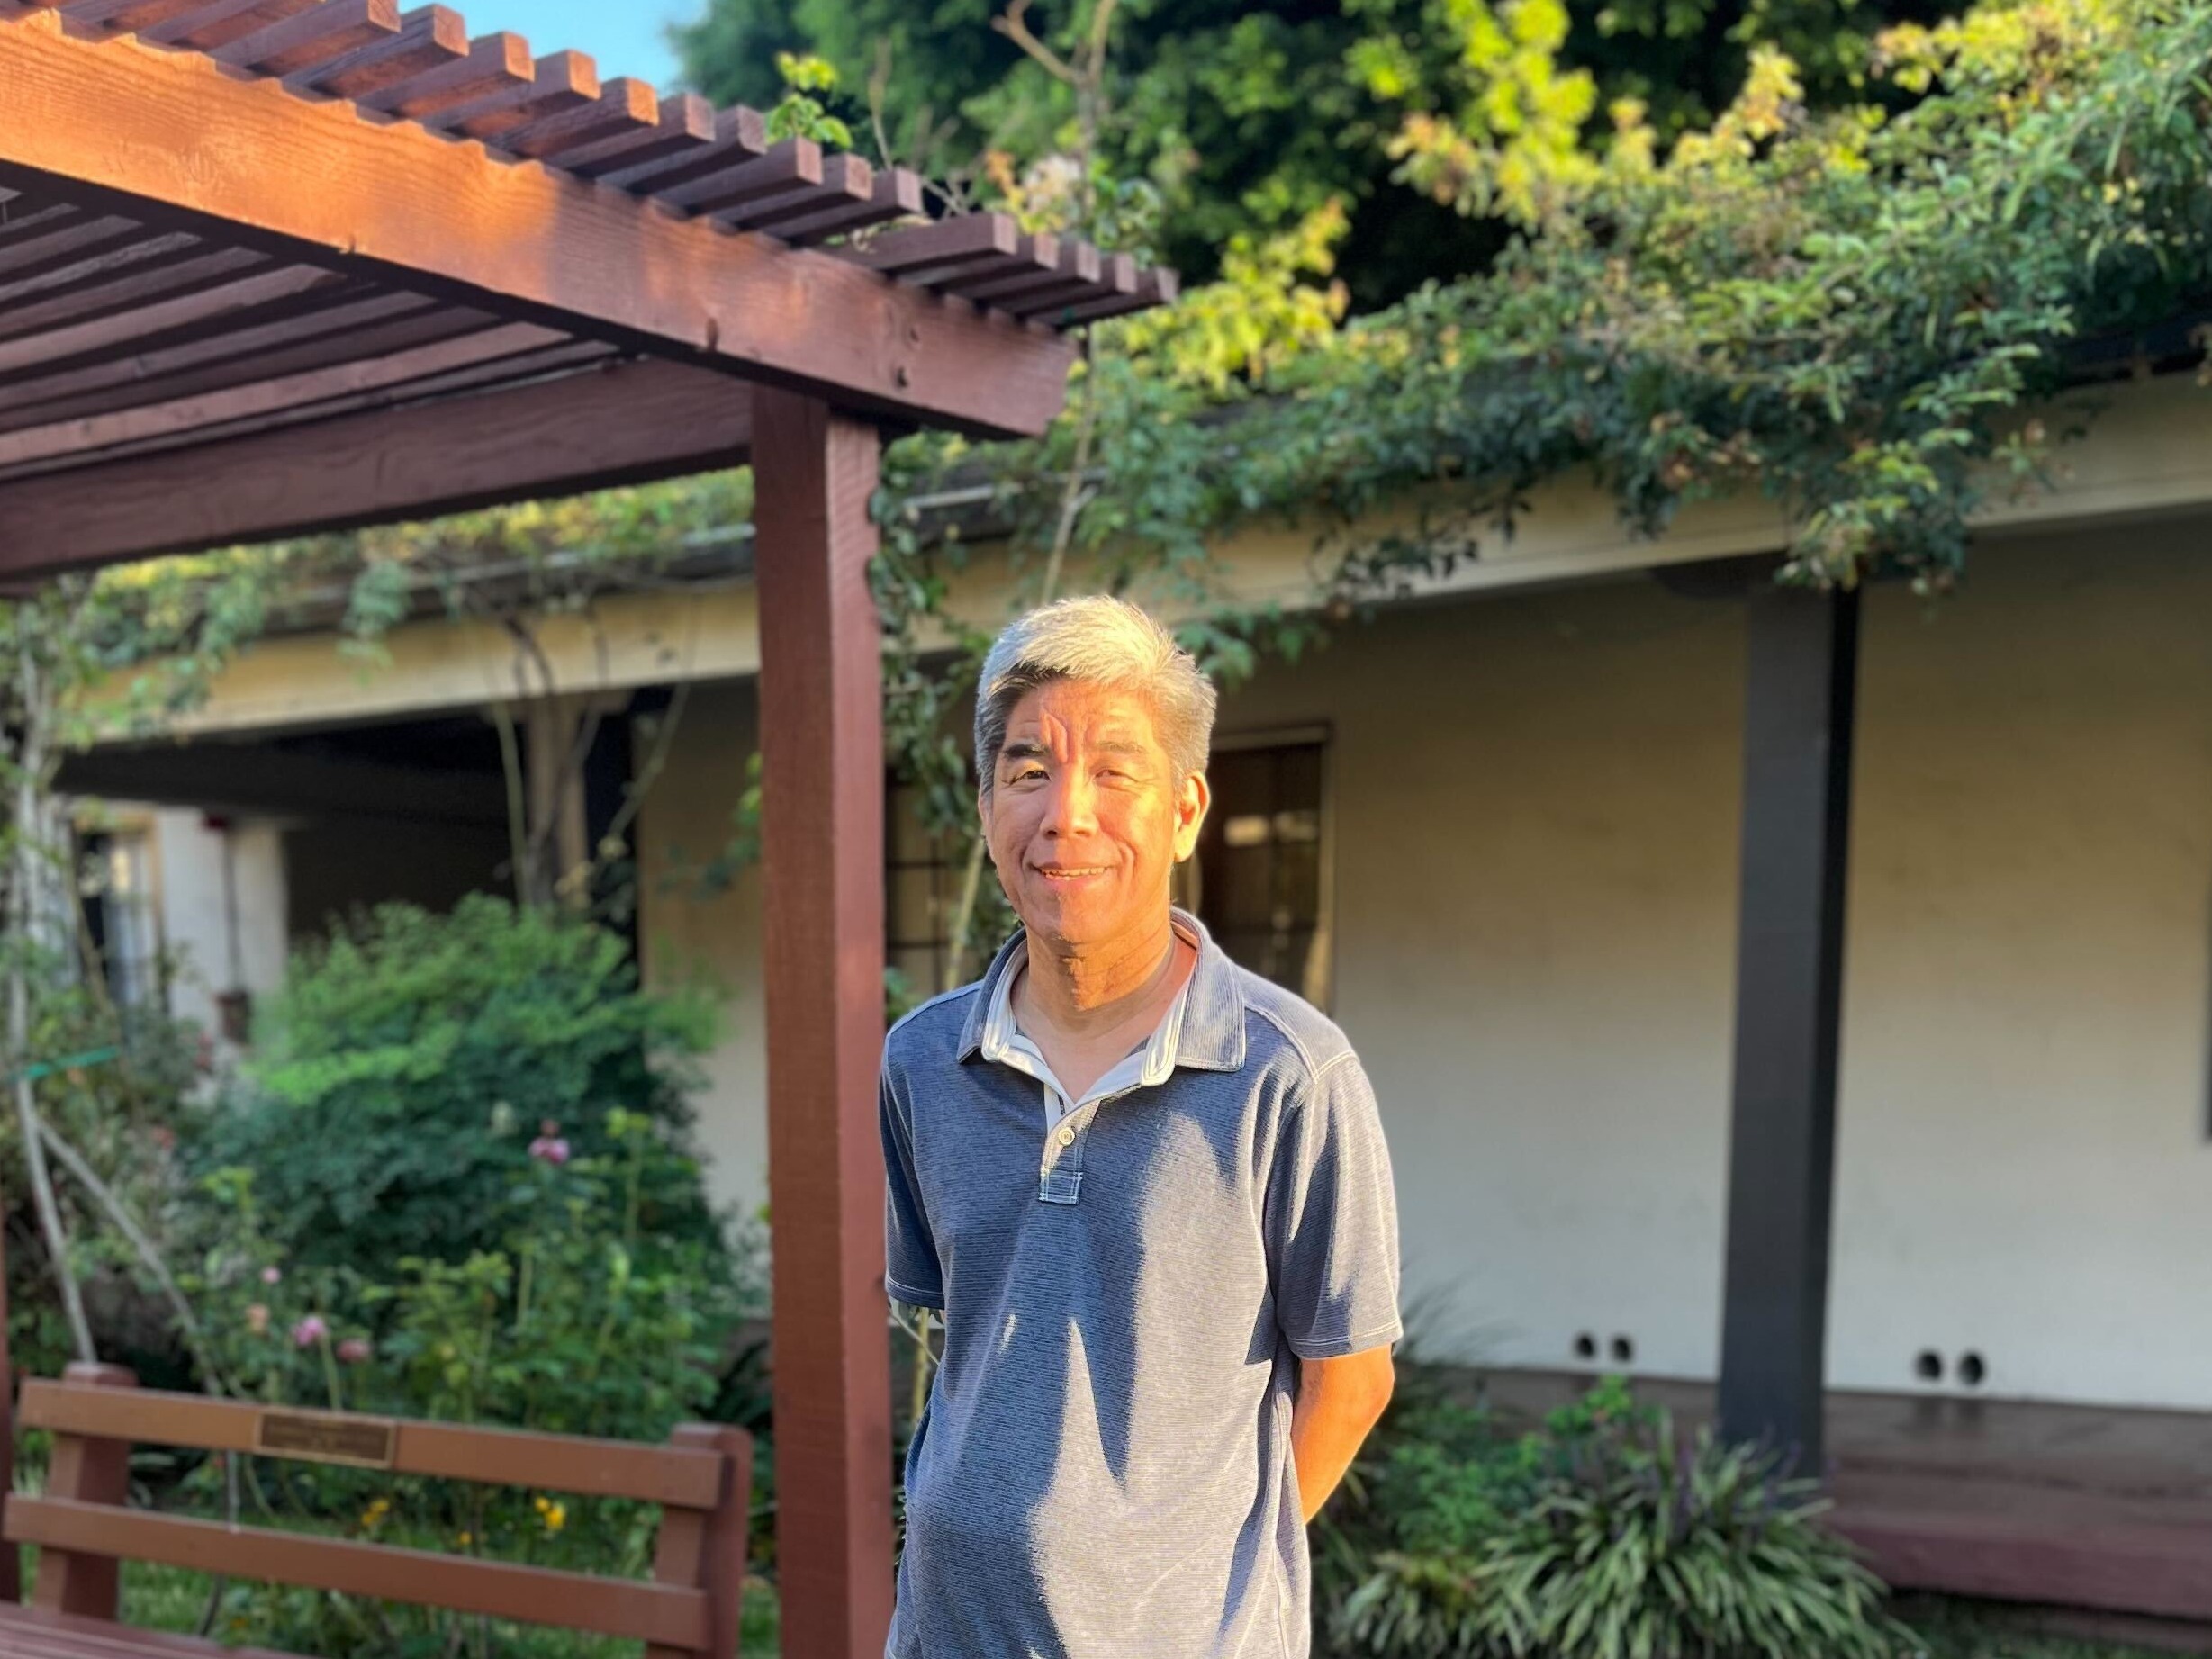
[0,1602,294,1657]
[4,1498,712,1652]
[16,1382,724,1509]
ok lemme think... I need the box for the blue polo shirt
[880,914,1403,1658]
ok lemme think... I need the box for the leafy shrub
[176,1108,756,1658]
[190,896,724,1286]
[0,968,207,1387]
[1326,1378,1904,1659]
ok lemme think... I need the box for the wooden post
[0,1199,14,1604]
[752,390,894,1659]
[647,1423,754,1659]
[1716,582,1860,1476]
[31,1361,136,1620]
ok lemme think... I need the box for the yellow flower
[456,1530,474,1547]
[360,1498,391,1530]
[541,1501,567,1534]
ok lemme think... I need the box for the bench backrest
[3,1363,753,1657]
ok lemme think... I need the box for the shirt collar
[958,906,1247,1075]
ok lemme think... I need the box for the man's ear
[1174,771,1211,862]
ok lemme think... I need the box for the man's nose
[1040,768,1100,836]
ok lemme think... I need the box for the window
[78,828,162,1011]
[1179,729,1333,1008]
[886,777,969,1004]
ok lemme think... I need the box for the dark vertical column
[1716,581,1861,1476]
[0,1204,14,1603]
[752,389,895,1659]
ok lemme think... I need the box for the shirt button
[1056,1124,1076,1146]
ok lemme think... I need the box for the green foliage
[172,1110,756,1658]
[1324,1378,1903,1659]
[880,0,2212,616]
[0,976,205,1384]
[767,49,855,147]
[671,0,1964,306]
[188,896,724,1288]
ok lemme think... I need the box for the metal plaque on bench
[254,1409,398,1470]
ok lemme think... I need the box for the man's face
[982,679,1209,951]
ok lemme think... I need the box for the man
[880,596,1401,1657]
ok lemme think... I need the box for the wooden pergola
[0,4,1170,1652]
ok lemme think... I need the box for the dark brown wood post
[1716,581,1860,1476]
[31,1362,136,1620]
[752,389,895,1659]
[0,1202,14,1604]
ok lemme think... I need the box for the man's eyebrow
[1096,740,1151,758]
[998,739,1049,762]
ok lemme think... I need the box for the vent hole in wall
[1914,1350,1945,1384]
[1573,1333,1597,1362]
[1958,1352,1987,1388]
[1610,1335,1635,1366]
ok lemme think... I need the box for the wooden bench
[0,1363,754,1658]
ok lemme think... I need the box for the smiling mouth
[1036,866,1110,880]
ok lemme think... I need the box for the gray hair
[974,596,1218,792]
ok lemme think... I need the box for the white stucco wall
[132,807,290,1051]
[634,684,772,1225]
[1833,521,2212,1408]
[637,518,2212,1412]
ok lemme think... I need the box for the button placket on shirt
[1036,1090,1134,1205]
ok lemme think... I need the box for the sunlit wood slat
[555,90,717,179]
[846,212,1019,277]
[356,29,530,119]
[656,138,818,219]
[293,4,465,99]
[600,104,768,192]
[498,77,656,160]
[215,0,399,77]
[727,153,874,233]
[428,48,595,140]
[143,0,327,52]
[773,167,926,247]
[1056,265,1179,325]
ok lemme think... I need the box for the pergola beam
[0,12,1075,437]
[0,356,753,573]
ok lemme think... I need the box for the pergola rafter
[0,1,1177,571]
[0,5,1178,1654]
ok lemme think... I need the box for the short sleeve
[1264,1051,1403,1359]
[880,1064,944,1310]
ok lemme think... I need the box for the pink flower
[260,1266,282,1285]
[246,1303,269,1336]
[337,1338,373,1366]
[292,1315,329,1349]
[528,1136,571,1166]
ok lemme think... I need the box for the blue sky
[456,0,700,90]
